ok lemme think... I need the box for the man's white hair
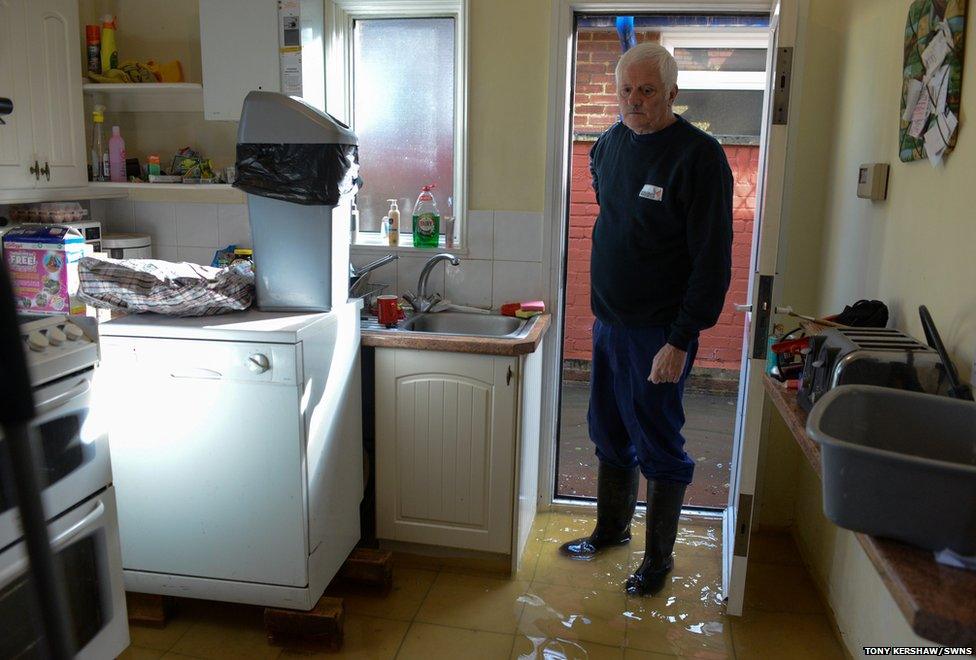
[614,42,678,93]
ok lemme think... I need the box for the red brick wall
[564,27,759,371]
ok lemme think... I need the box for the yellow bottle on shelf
[100,15,118,73]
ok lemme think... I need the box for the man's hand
[648,343,688,384]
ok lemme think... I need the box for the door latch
[506,366,513,386]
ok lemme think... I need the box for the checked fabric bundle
[78,256,254,317]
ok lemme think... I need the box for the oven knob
[28,331,49,352]
[247,353,271,374]
[47,327,67,346]
[63,323,84,341]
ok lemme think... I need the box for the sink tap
[405,253,460,313]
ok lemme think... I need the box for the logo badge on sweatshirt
[639,184,664,201]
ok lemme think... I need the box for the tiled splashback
[89,200,546,309]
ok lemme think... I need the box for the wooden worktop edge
[361,313,551,356]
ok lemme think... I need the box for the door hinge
[772,47,793,125]
[733,492,754,558]
[751,275,774,359]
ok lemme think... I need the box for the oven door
[0,369,111,550]
[0,486,129,659]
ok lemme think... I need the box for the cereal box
[3,225,92,315]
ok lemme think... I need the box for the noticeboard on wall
[899,0,967,165]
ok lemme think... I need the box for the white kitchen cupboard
[199,0,280,121]
[0,0,87,190]
[375,346,543,562]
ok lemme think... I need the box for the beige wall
[77,0,552,211]
[756,0,974,654]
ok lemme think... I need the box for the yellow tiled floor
[119,509,846,659]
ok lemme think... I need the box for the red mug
[377,295,401,327]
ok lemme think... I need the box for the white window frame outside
[324,0,469,251]
[659,31,769,91]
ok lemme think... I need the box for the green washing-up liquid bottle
[412,184,440,248]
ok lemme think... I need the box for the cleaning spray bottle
[100,15,118,72]
[411,185,439,248]
[386,199,400,247]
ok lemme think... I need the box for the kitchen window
[325,0,468,248]
[659,32,769,142]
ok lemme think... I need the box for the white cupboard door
[26,0,87,188]
[376,350,517,554]
[0,0,37,190]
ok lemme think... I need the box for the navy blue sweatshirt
[589,116,733,351]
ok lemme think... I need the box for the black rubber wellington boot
[625,478,687,596]
[559,462,639,560]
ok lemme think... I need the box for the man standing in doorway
[560,42,733,597]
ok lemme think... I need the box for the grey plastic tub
[806,384,976,554]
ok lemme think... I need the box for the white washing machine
[97,301,363,610]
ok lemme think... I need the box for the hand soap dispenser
[386,199,400,247]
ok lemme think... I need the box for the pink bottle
[108,125,126,182]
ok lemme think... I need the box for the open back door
[723,0,800,616]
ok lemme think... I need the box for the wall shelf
[0,186,129,205]
[87,182,244,204]
[82,82,204,112]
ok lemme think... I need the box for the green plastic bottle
[412,184,440,248]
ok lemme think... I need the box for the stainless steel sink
[401,312,527,337]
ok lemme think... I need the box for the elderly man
[560,42,733,597]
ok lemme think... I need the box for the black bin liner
[233,142,362,206]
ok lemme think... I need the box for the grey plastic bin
[236,92,359,312]
[807,384,976,555]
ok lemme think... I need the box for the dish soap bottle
[108,126,126,182]
[89,105,108,181]
[386,199,400,247]
[412,185,440,248]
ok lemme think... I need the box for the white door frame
[540,0,779,509]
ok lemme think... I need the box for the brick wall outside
[565,28,759,371]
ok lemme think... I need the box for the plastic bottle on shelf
[386,199,400,247]
[108,126,126,183]
[89,105,107,181]
[411,185,440,248]
[100,16,118,73]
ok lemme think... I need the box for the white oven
[0,368,111,551]
[0,487,128,659]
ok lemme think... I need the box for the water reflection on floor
[121,508,846,659]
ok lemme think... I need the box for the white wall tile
[493,211,543,262]
[154,245,179,262]
[101,199,134,233]
[491,260,544,308]
[176,203,219,247]
[397,256,445,299]
[445,259,492,308]
[132,201,176,246]
[465,210,493,259]
[178,246,217,266]
[217,204,251,247]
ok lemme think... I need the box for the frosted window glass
[353,18,456,233]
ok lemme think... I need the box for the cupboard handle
[29,160,40,180]
[41,161,50,181]
[506,366,513,386]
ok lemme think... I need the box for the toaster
[797,327,950,411]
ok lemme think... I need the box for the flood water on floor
[121,509,845,659]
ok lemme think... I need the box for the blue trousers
[587,319,698,484]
